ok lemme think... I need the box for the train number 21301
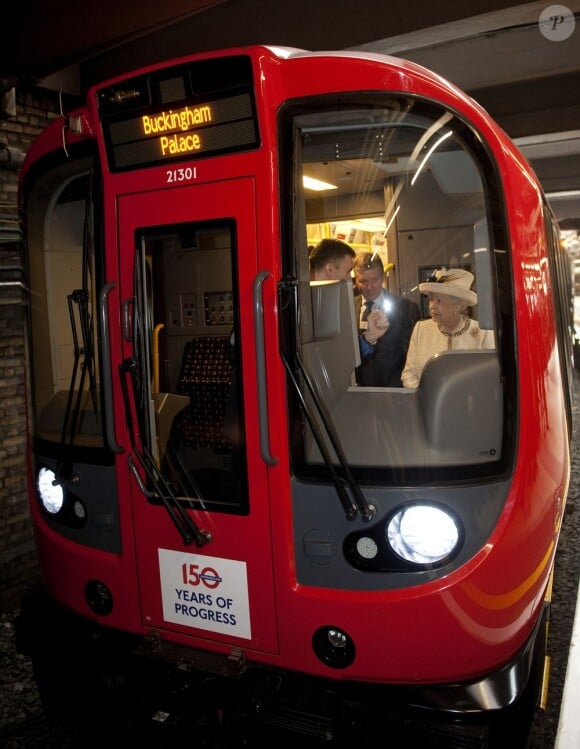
[166,166,198,183]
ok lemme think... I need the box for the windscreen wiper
[120,357,212,547]
[55,181,99,485]
[162,444,209,512]
[279,276,375,522]
[55,288,97,484]
[281,351,358,520]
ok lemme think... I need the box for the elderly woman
[401,268,494,388]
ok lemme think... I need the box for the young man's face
[332,254,354,281]
[316,254,353,281]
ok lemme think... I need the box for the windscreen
[281,95,513,484]
[25,158,105,454]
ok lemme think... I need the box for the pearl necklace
[438,317,471,349]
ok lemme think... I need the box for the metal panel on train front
[117,177,278,655]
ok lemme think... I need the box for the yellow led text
[142,105,213,157]
[160,133,202,155]
[142,105,212,134]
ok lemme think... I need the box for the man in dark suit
[353,253,419,387]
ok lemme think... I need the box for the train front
[17,47,571,748]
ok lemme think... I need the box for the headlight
[37,467,64,514]
[386,503,460,564]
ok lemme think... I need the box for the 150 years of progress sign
[105,92,258,170]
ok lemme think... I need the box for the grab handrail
[98,282,123,453]
[253,270,278,466]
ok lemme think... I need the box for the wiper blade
[279,276,375,522]
[55,288,97,484]
[295,351,375,521]
[162,443,209,512]
[281,352,358,520]
[54,173,101,485]
[120,357,211,547]
[128,449,212,547]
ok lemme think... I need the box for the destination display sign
[103,92,259,171]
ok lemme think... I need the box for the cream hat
[419,268,477,306]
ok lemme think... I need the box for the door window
[127,221,248,514]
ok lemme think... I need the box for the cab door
[117,177,278,654]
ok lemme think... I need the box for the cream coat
[401,318,495,388]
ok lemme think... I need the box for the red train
[17,45,573,747]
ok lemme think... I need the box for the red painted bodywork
[21,46,569,689]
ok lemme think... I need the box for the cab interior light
[303,175,338,191]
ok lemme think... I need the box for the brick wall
[0,87,61,611]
